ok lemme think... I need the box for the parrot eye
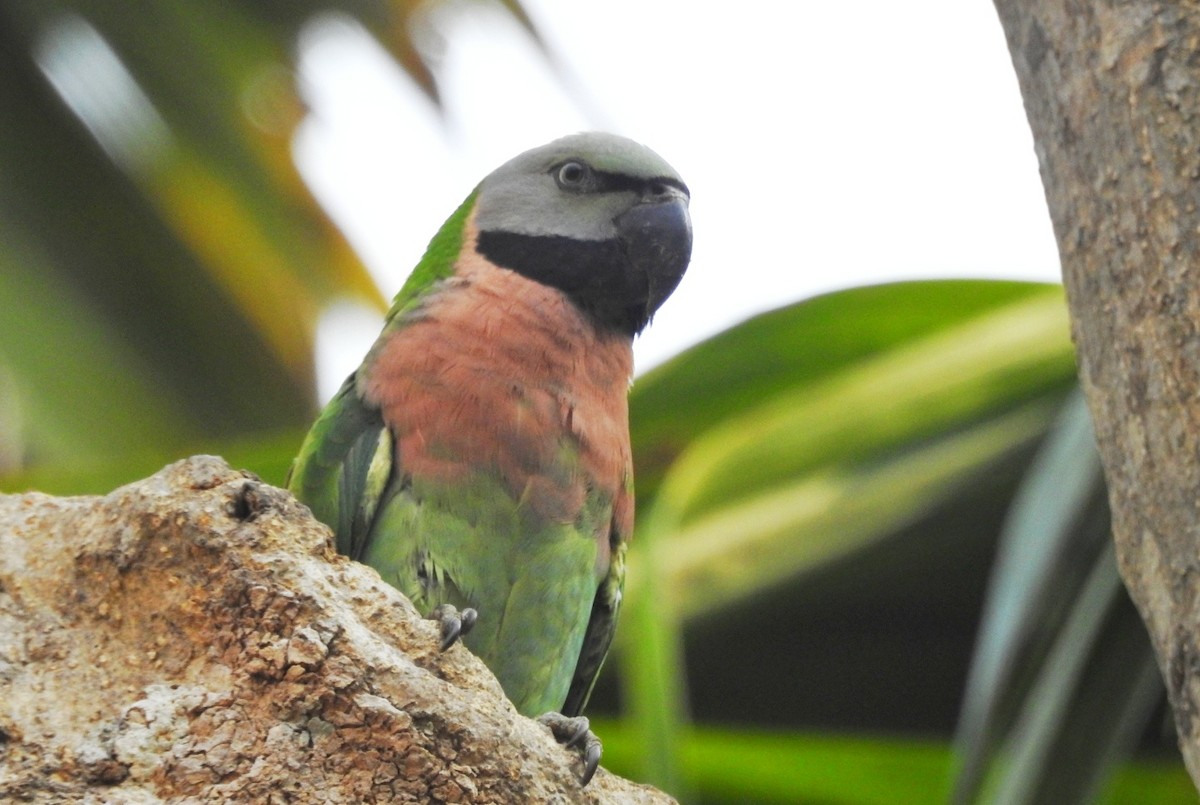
[555,161,590,190]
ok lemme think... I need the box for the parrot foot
[537,712,602,786]
[429,604,477,651]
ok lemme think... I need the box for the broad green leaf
[626,282,1076,621]
[621,534,690,798]
[977,548,1162,805]
[0,230,195,462]
[987,546,1124,802]
[653,399,1056,621]
[631,280,1065,501]
[656,286,1072,521]
[953,392,1108,800]
[594,719,952,804]
[1008,593,1162,805]
[0,429,305,497]
[0,3,371,470]
[589,721,1197,805]
[619,281,1078,795]
[953,396,1166,805]
[0,0,534,482]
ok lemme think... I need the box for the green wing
[359,471,601,716]
[285,374,391,560]
[290,374,618,718]
[562,539,626,717]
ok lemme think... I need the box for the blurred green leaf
[599,720,954,805]
[625,282,1075,621]
[0,226,194,462]
[0,429,304,497]
[0,0,532,483]
[954,394,1165,804]
[631,280,1065,502]
[656,400,1054,621]
[654,285,1072,522]
[620,280,1079,795]
[590,720,1197,805]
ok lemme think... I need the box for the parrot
[286,132,691,785]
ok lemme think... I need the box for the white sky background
[293,0,1061,402]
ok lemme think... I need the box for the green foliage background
[0,2,1194,802]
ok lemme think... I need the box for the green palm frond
[0,0,534,478]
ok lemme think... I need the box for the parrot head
[472,132,692,336]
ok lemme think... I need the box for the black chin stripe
[475,230,647,335]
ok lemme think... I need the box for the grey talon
[429,604,477,652]
[537,712,602,786]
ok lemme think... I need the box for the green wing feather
[361,474,602,715]
[289,371,620,718]
[285,375,388,560]
[562,540,626,717]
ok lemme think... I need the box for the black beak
[615,186,692,331]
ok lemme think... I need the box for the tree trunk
[992,0,1200,785]
[0,456,671,803]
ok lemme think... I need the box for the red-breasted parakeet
[287,132,691,784]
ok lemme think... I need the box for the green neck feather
[384,187,479,324]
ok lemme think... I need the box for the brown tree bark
[992,0,1200,786]
[0,456,671,803]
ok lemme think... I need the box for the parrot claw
[537,712,602,786]
[430,604,477,651]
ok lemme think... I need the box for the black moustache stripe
[475,230,649,336]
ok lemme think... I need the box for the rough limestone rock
[0,456,672,803]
